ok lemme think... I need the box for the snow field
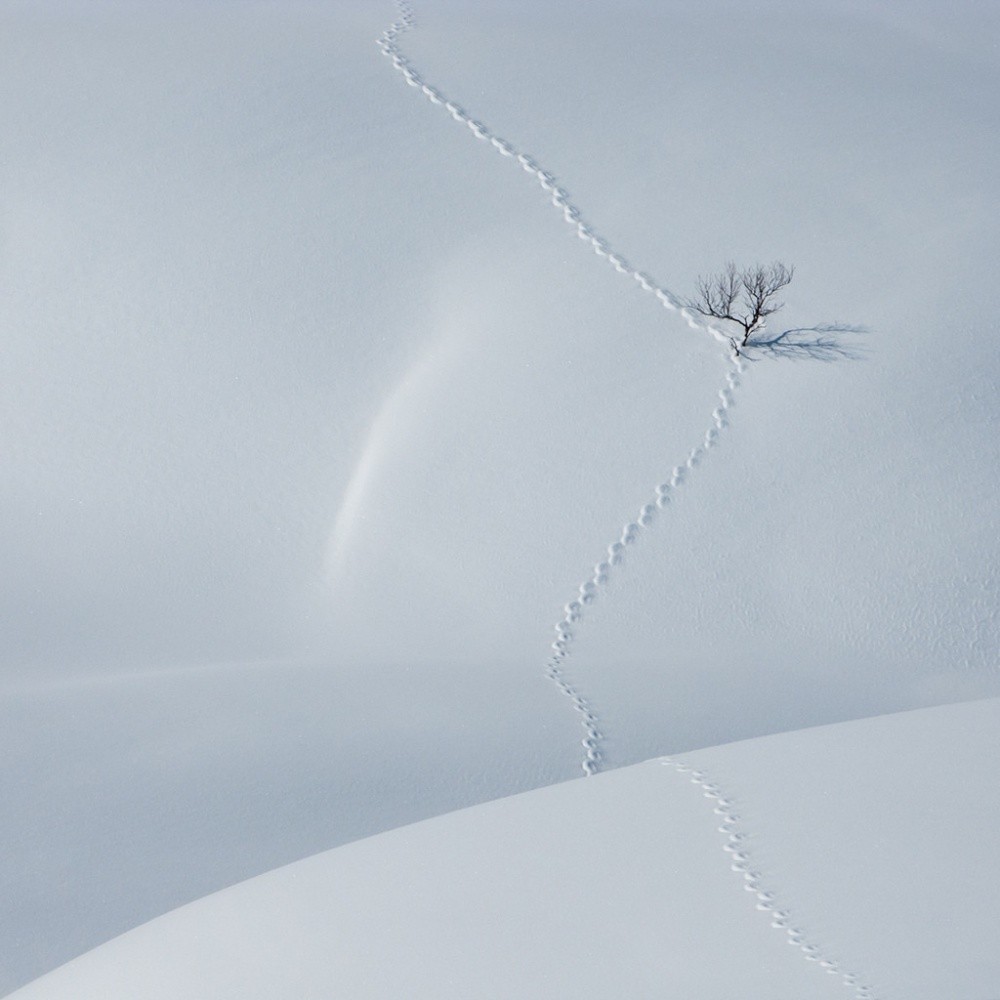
[10,699,999,1000]
[2,0,999,992]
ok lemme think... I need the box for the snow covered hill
[10,699,1000,1000]
[2,0,998,993]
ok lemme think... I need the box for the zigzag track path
[375,6,875,996]
[661,758,880,1000]
[376,0,740,770]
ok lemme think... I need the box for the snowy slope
[10,699,1000,1000]
[2,0,999,992]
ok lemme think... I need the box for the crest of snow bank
[10,698,998,1000]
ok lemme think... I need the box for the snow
[1,0,999,994]
[9,699,1000,1000]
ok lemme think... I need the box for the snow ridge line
[660,758,881,1000]
[376,1,748,776]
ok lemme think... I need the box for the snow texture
[1,0,999,992]
[9,700,1000,1000]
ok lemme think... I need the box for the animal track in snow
[660,758,881,1000]
[546,362,743,775]
[375,9,885,997]
[376,0,746,776]
[374,1,734,347]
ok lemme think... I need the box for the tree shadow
[744,323,868,362]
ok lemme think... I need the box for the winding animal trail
[375,4,731,345]
[661,758,881,1000]
[375,0,742,773]
[544,371,742,776]
[375,4,879,998]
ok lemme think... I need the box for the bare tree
[690,261,795,355]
